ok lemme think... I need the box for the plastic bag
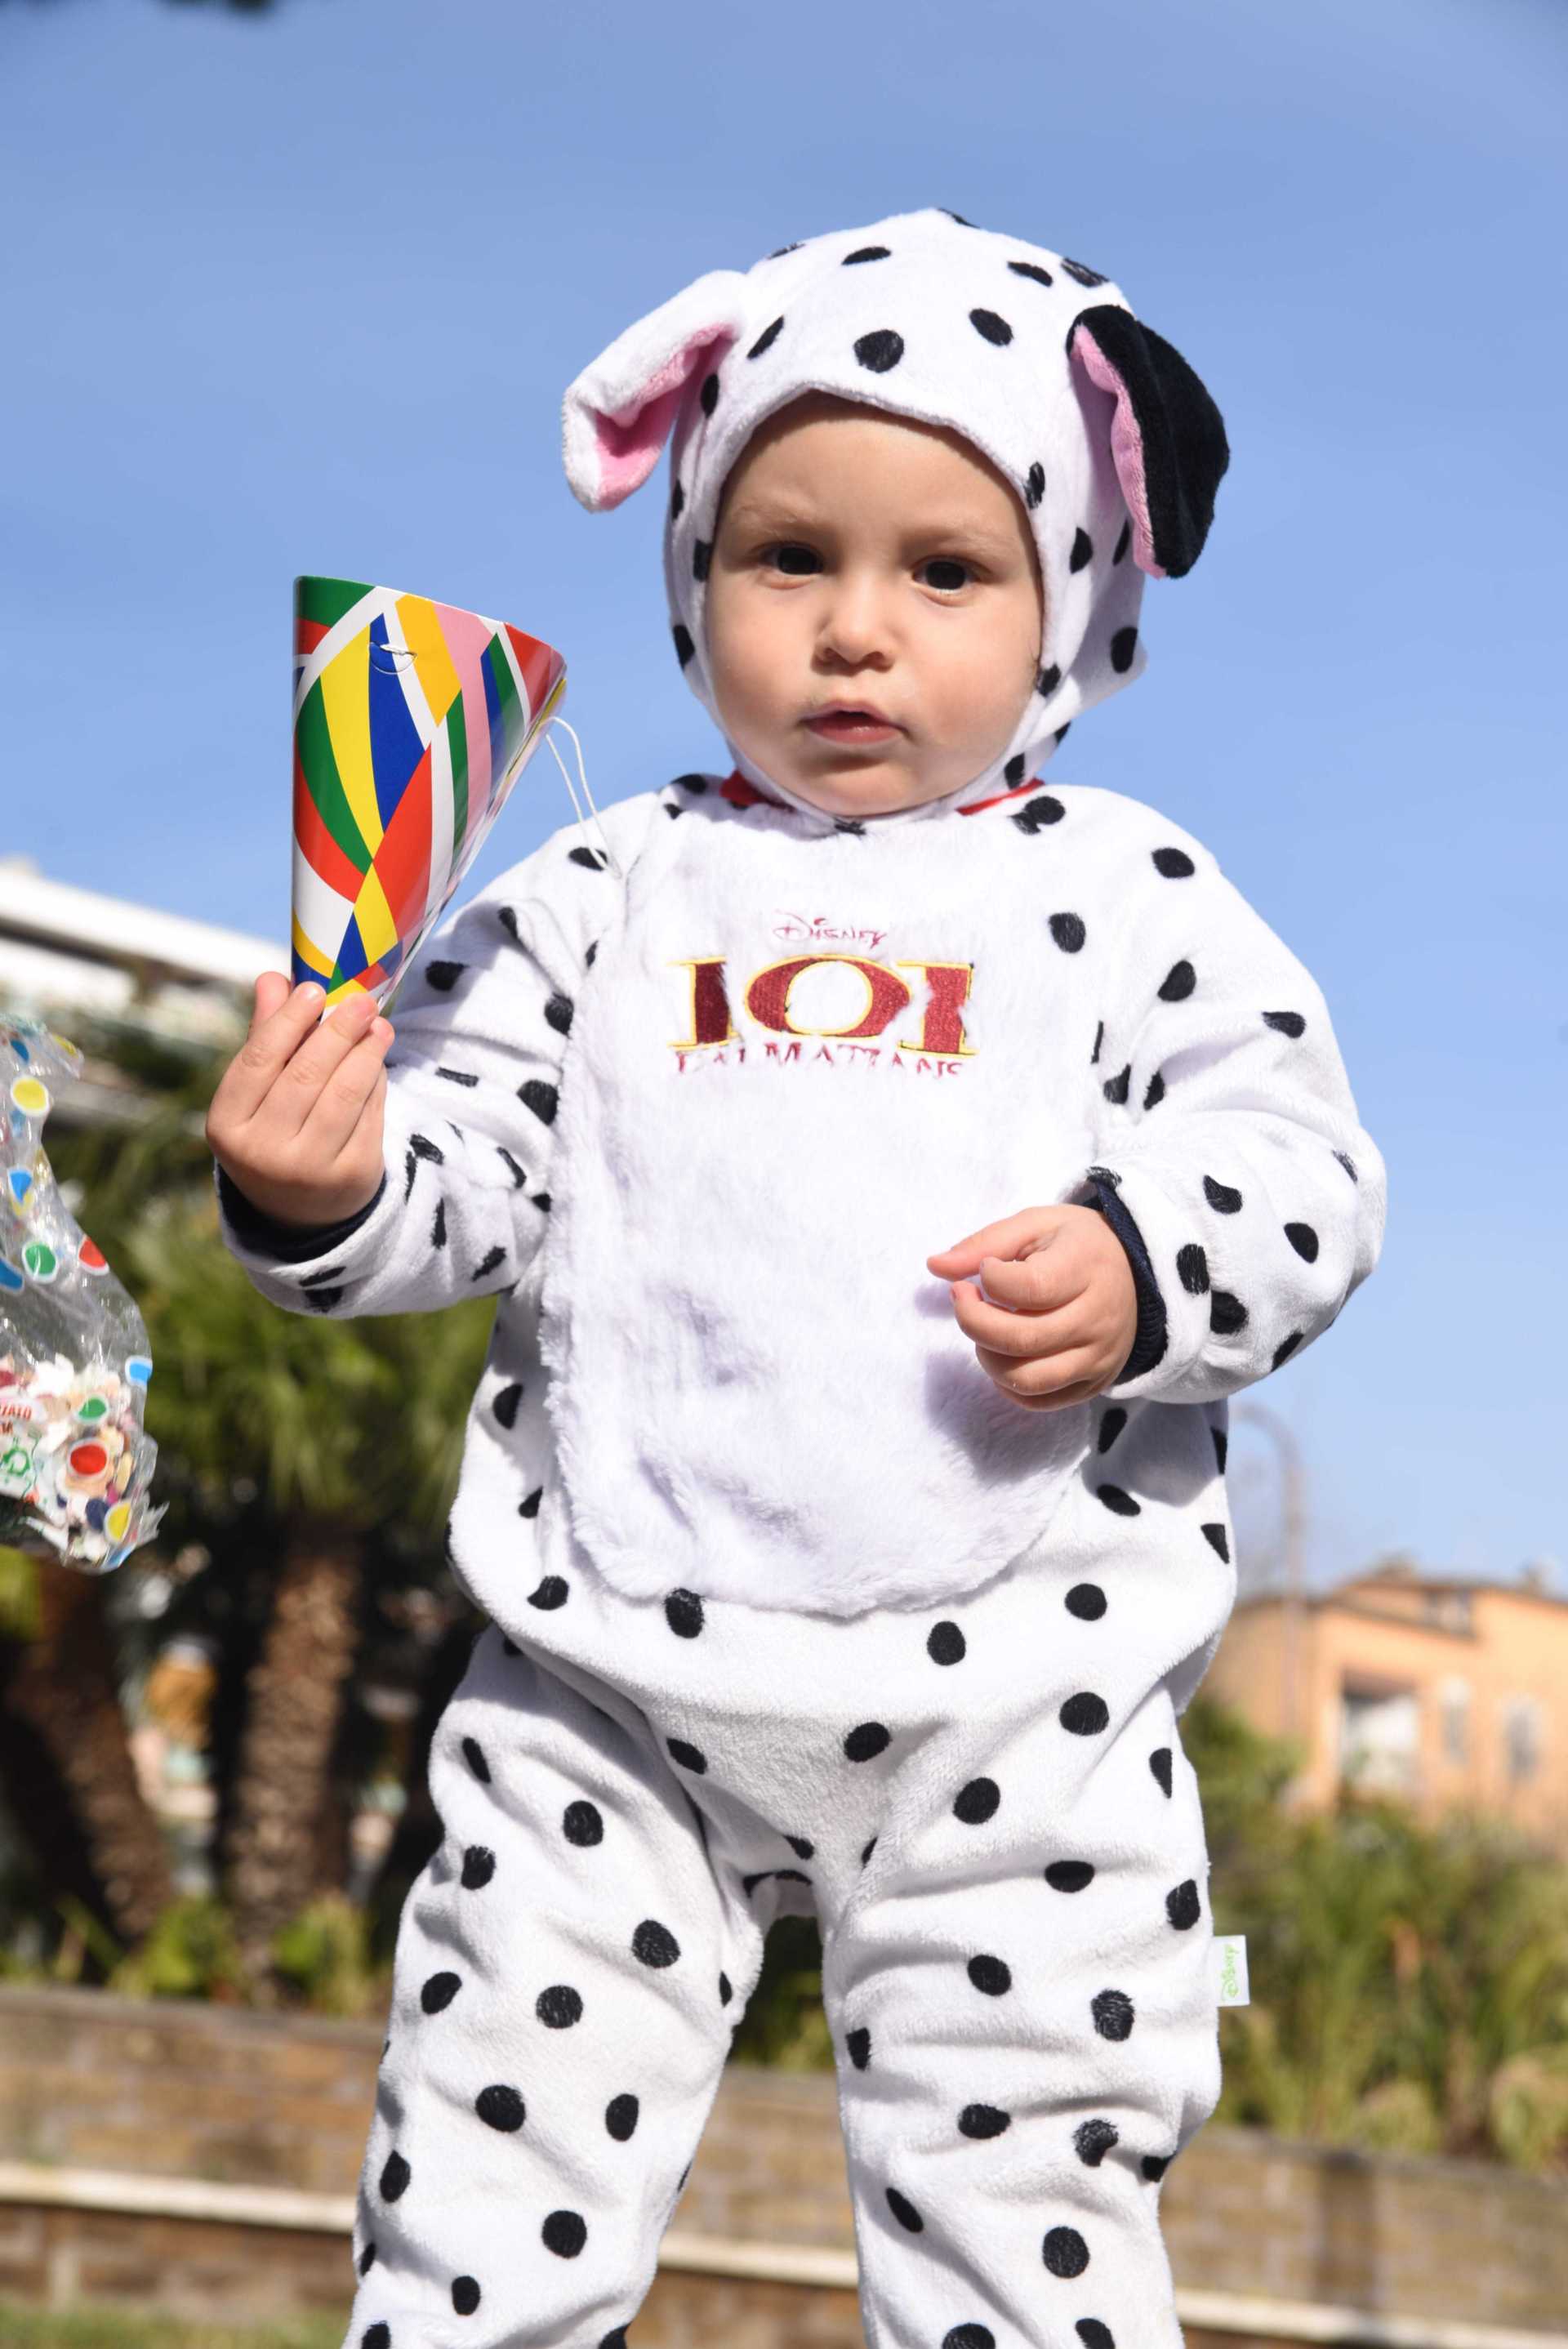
[0,1014,166,1573]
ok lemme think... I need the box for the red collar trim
[717,769,1046,818]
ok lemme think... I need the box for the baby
[208,207,1386,2349]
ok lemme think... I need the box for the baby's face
[706,394,1045,818]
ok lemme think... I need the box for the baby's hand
[926,1206,1138,1411]
[205,974,395,1232]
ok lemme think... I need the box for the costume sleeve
[214,804,647,1319]
[1067,815,1387,1406]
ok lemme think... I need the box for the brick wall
[2,1983,1566,2342]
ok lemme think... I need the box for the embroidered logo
[666,952,976,1077]
[770,909,889,954]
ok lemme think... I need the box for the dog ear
[1068,306,1230,579]
[562,270,752,512]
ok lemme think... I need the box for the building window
[1438,1678,1470,1767]
[1339,1679,1420,1798]
[1503,1697,1544,1785]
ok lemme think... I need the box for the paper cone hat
[292,577,567,1014]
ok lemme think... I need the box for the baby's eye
[763,543,822,575]
[919,557,976,594]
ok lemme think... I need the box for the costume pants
[341,1433,1231,2349]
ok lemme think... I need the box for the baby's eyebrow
[725,501,1014,556]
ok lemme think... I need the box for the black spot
[843,244,891,265]
[536,1984,583,2030]
[1335,1150,1359,1183]
[435,1065,479,1088]
[665,1588,705,1638]
[954,1776,1000,1825]
[1013,792,1064,836]
[605,2093,639,2141]
[786,1835,815,1858]
[1143,1070,1166,1111]
[1110,626,1138,673]
[861,1837,877,1866]
[1095,1483,1139,1517]
[1076,2117,1119,2167]
[673,623,696,670]
[699,372,719,417]
[529,1191,551,1214]
[970,307,1013,345]
[1201,1523,1230,1562]
[1090,1019,1103,1064]
[358,2242,376,2275]
[493,1382,523,1431]
[1177,1244,1209,1296]
[470,1245,507,1282]
[1062,256,1109,287]
[844,1721,891,1763]
[475,2083,524,2132]
[1209,1290,1248,1336]
[1055,721,1072,743]
[519,1487,543,1519]
[1102,1063,1131,1106]
[378,2151,411,2200]
[1152,845,1194,878]
[564,1799,603,1846]
[425,961,464,992]
[452,2275,480,2316]
[410,1130,445,1166]
[544,992,574,1035]
[846,2025,871,2070]
[497,1146,526,1188]
[1045,1859,1095,1892]
[403,1147,417,1202]
[1151,1748,1174,1797]
[1212,1424,1228,1473]
[944,2328,996,2349]
[747,316,784,359]
[1092,1987,1135,2040]
[542,2209,587,2259]
[1097,1406,1127,1452]
[854,328,904,372]
[719,1972,733,2006]
[1061,1692,1111,1736]
[1042,2225,1089,2278]
[1049,912,1086,952]
[461,1736,490,1784]
[599,2333,629,2349]
[1263,1009,1307,1040]
[1159,960,1196,1001]
[675,772,709,794]
[1070,527,1094,573]
[632,1919,680,1968]
[967,1953,1012,1996]
[1203,1175,1243,1214]
[693,539,711,582]
[927,1620,966,1665]
[528,1575,568,1610]
[1272,1331,1303,1367]
[1024,461,1045,509]
[1142,2155,1172,2184]
[501,1637,519,1656]
[461,1845,495,1889]
[885,2186,924,2234]
[1167,1879,1202,1930]
[1036,662,1062,697]
[666,1736,706,1775]
[568,845,608,871]
[1009,257,1054,287]
[1004,753,1027,787]
[363,2325,390,2349]
[764,241,803,259]
[303,1286,344,1313]
[1066,1582,1107,1620]
[519,1078,558,1125]
[430,1197,448,1250]
[959,2103,1010,2138]
[585,939,599,966]
[1113,518,1131,564]
[1285,1222,1319,1262]
[421,1970,461,2014]
[670,479,685,521]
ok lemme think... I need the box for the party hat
[292,577,567,1014]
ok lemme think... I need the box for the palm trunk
[0,1566,176,1955]
[223,1518,363,1995]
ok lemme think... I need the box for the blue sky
[5,0,1565,1593]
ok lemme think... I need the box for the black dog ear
[1067,305,1230,579]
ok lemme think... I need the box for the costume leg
[823,1674,1219,2349]
[341,1623,762,2349]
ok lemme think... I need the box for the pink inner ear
[1071,326,1165,581]
[592,329,737,507]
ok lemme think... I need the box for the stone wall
[2,1983,1566,2343]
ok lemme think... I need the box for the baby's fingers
[299,1016,394,1161]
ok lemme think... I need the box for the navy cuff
[1085,1168,1169,1382]
[215,1161,386,1265]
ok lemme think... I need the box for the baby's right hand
[205,974,395,1232]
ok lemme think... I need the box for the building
[1205,1554,1566,1856]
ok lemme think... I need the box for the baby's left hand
[926,1206,1138,1411]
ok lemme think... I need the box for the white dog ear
[562,270,753,512]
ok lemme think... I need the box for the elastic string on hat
[542,715,625,880]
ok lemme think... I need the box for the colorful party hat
[292,577,567,1014]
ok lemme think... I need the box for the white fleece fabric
[216,766,1385,1620]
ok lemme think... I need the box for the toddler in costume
[211,206,1387,2349]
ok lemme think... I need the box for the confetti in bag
[0,1017,166,1574]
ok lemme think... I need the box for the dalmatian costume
[217,208,1386,2349]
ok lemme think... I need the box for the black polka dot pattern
[1097,1406,1126,1452]
[452,2275,480,2315]
[885,2186,924,2233]
[1093,1987,1134,2039]
[1176,1245,1209,1295]
[1095,1483,1139,1517]
[363,2324,390,2349]
[474,2084,523,2132]
[1263,1010,1307,1037]
[528,1576,568,1611]
[844,1722,891,1762]
[605,2093,639,2141]
[632,1919,680,1968]
[461,1846,495,1890]
[1152,845,1194,878]
[1049,912,1086,952]
[1201,1522,1230,1562]
[378,2151,410,2200]
[1158,960,1196,1001]
[847,2025,871,2069]
[1061,1692,1111,1736]
[1209,1290,1248,1335]
[665,1588,705,1638]
[536,1984,583,2029]
[855,328,904,373]
[563,1799,603,1846]
[421,1970,461,2014]
[954,1776,1000,1825]
[1151,1748,1174,1797]
[1042,2225,1089,2276]
[1285,1222,1319,1261]
[927,1620,966,1665]
[1066,1582,1107,1620]
[666,1737,706,1774]
[959,2102,1011,2138]
[542,2209,586,2258]
[967,1953,1012,1995]
[1070,527,1094,573]
[1203,1175,1243,1213]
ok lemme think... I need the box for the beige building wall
[1202,1556,1568,1856]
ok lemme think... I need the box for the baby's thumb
[250,970,296,1033]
